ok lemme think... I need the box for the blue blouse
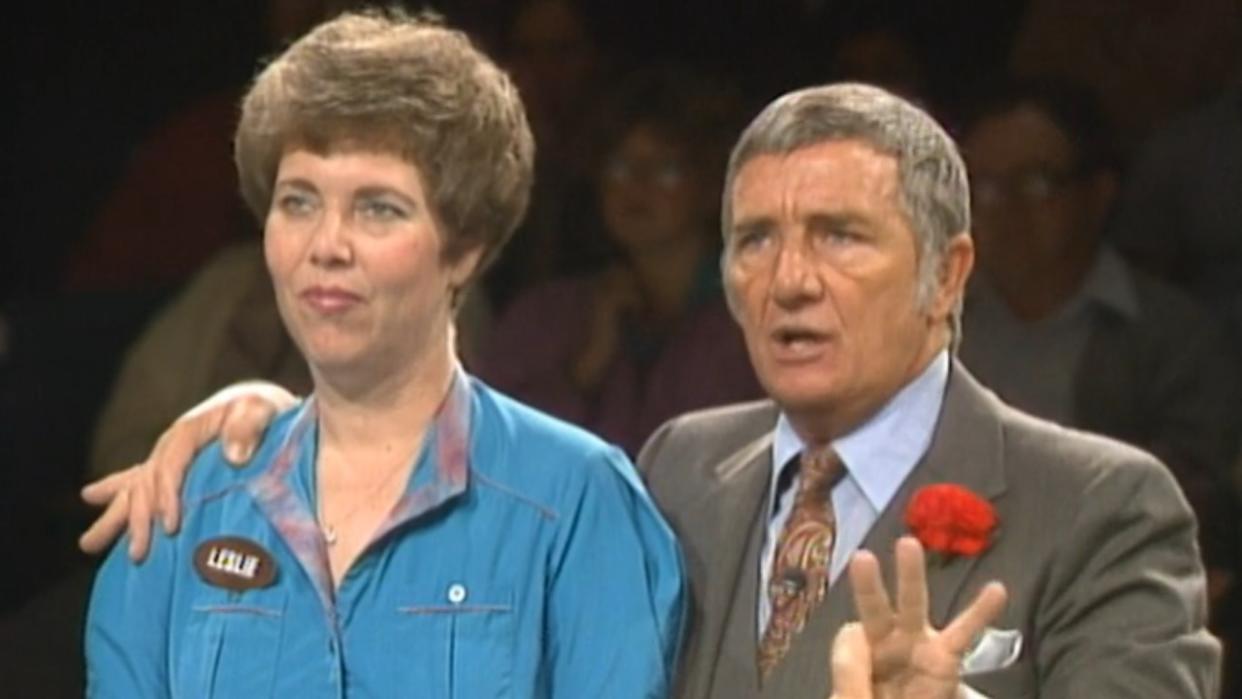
[86,372,685,697]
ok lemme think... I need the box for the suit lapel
[858,362,1008,626]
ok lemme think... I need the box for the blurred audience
[477,66,761,454]
[87,242,310,477]
[60,91,253,292]
[828,25,928,105]
[484,0,609,311]
[1010,0,1241,155]
[60,1,371,294]
[955,79,1240,669]
[959,78,1240,484]
[1108,80,1242,401]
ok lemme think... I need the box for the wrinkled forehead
[728,140,902,219]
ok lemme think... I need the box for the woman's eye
[359,199,408,221]
[277,193,316,216]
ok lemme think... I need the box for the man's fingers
[849,549,895,642]
[181,380,297,420]
[126,481,155,561]
[78,493,131,554]
[151,408,223,534]
[220,395,279,465]
[894,536,930,633]
[80,383,295,553]
[830,622,874,699]
[80,469,133,506]
[79,468,138,554]
[158,389,288,531]
[150,446,175,535]
[941,581,1009,655]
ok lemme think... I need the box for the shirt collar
[772,350,949,511]
[1080,246,1140,321]
[246,364,473,600]
[266,364,472,500]
[965,245,1140,323]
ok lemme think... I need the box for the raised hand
[78,382,297,560]
[830,536,1007,699]
[569,264,643,392]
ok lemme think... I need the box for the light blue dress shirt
[758,351,949,633]
[86,373,685,698]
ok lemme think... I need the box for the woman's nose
[308,211,354,266]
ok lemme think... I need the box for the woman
[85,11,684,697]
[476,67,761,454]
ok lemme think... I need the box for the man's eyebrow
[805,211,871,230]
[730,216,774,237]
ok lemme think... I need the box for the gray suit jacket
[638,361,1219,699]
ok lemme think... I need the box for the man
[957,79,1239,493]
[81,84,1219,698]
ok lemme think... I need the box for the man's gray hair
[721,83,970,341]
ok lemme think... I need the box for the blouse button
[447,583,468,605]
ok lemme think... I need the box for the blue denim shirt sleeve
[544,445,686,697]
[86,528,177,697]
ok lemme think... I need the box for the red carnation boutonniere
[904,484,998,564]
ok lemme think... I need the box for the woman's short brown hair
[234,9,535,273]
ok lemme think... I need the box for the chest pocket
[966,655,1037,699]
[393,583,516,699]
[176,589,287,698]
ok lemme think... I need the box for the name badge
[193,536,278,591]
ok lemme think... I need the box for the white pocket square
[960,627,1023,676]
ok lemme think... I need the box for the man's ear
[931,233,974,321]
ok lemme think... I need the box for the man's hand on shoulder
[78,381,297,560]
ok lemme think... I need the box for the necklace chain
[317,458,411,547]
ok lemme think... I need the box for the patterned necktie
[757,447,844,679]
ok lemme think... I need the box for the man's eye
[825,229,859,244]
[1017,174,1056,200]
[734,229,770,251]
[653,164,686,189]
[605,160,633,182]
